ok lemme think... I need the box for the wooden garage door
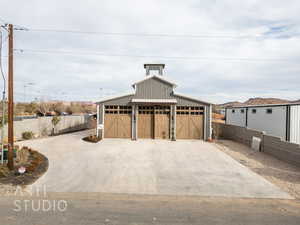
[176,106,204,139]
[138,106,170,139]
[154,106,170,139]
[104,105,132,138]
[138,106,154,138]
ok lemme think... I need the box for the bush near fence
[213,122,300,167]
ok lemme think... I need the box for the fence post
[260,131,266,152]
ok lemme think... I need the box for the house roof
[173,92,212,105]
[132,75,177,88]
[95,92,134,104]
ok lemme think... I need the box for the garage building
[96,64,212,141]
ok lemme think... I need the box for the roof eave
[131,98,177,104]
[173,92,213,105]
[225,102,300,109]
[96,93,135,104]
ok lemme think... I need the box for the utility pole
[7,24,14,170]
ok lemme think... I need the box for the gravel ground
[214,140,300,199]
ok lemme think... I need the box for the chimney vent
[144,64,165,76]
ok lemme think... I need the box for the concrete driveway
[21,130,291,199]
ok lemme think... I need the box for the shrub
[22,131,34,140]
[82,135,101,143]
[51,116,61,135]
[51,116,61,127]
[16,147,30,165]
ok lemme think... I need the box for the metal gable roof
[173,92,212,105]
[95,92,135,104]
[132,75,177,88]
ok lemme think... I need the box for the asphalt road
[21,131,291,198]
[0,193,300,225]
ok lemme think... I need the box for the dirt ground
[214,140,300,199]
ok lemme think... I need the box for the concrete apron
[20,131,293,199]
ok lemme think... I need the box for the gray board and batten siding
[134,77,174,99]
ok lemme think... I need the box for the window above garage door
[105,105,132,114]
[176,106,204,115]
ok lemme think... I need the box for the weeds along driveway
[20,130,291,199]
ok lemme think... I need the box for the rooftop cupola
[144,64,165,76]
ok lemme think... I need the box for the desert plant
[16,147,30,165]
[51,116,61,135]
[22,131,34,140]
[82,135,101,143]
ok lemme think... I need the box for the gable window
[252,109,257,114]
[266,108,272,114]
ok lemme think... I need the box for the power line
[14,90,100,98]
[14,48,296,63]
[24,28,268,39]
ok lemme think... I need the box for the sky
[0,0,300,104]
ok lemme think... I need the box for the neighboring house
[96,64,212,141]
[225,104,300,144]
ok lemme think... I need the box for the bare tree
[36,102,51,116]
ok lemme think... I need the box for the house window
[240,109,245,113]
[252,109,256,114]
[232,109,235,113]
[266,108,272,114]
